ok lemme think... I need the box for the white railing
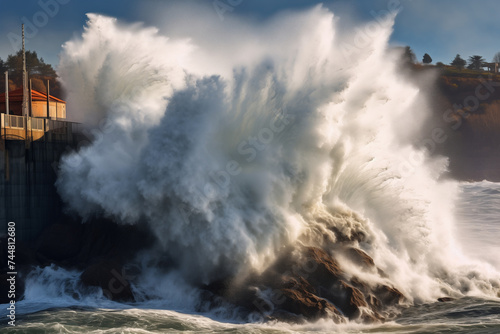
[2,114,26,129]
[31,117,45,131]
[1,114,81,143]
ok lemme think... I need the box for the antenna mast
[22,24,28,117]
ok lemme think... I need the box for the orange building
[0,88,66,119]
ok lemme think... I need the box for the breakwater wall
[1,136,79,241]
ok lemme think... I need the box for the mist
[55,5,499,302]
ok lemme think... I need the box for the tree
[467,55,485,71]
[422,53,432,64]
[403,46,416,64]
[6,50,57,79]
[493,52,500,64]
[3,50,62,98]
[451,54,466,69]
[0,58,8,94]
[436,62,445,67]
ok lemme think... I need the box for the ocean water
[2,297,500,334]
[456,181,500,270]
[2,181,500,333]
[2,297,500,333]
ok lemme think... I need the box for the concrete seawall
[0,139,76,241]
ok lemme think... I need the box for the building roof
[0,88,66,104]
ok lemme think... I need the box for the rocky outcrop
[36,223,83,262]
[202,244,406,324]
[16,214,407,324]
[344,247,375,267]
[279,282,342,321]
[34,217,154,267]
[13,216,155,303]
[80,260,134,302]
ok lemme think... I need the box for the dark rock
[75,219,155,266]
[304,247,343,287]
[349,278,388,321]
[374,284,405,305]
[201,278,259,313]
[268,310,306,324]
[32,216,156,269]
[344,247,375,268]
[80,260,134,302]
[327,224,366,243]
[1,216,156,305]
[243,246,406,323]
[359,311,384,324]
[199,244,406,324]
[75,219,120,265]
[203,278,231,297]
[279,284,344,322]
[282,276,316,294]
[367,293,382,310]
[338,281,367,319]
[350,276,369,291]
[33,215,155,269]
[437,297,455,302]
[35,223,83,262]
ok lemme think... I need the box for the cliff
[412,65,500,181]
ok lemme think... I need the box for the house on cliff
[0,88,66,119]
[0,87,74,142]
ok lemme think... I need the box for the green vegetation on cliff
[0,50,63,99]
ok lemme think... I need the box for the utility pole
[4,71,8,115]
[29,79,33,117]
[22,24,30,146]
[22,24,28,118]
[46,80,50,118]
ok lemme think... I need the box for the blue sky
[1,0,500,67]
